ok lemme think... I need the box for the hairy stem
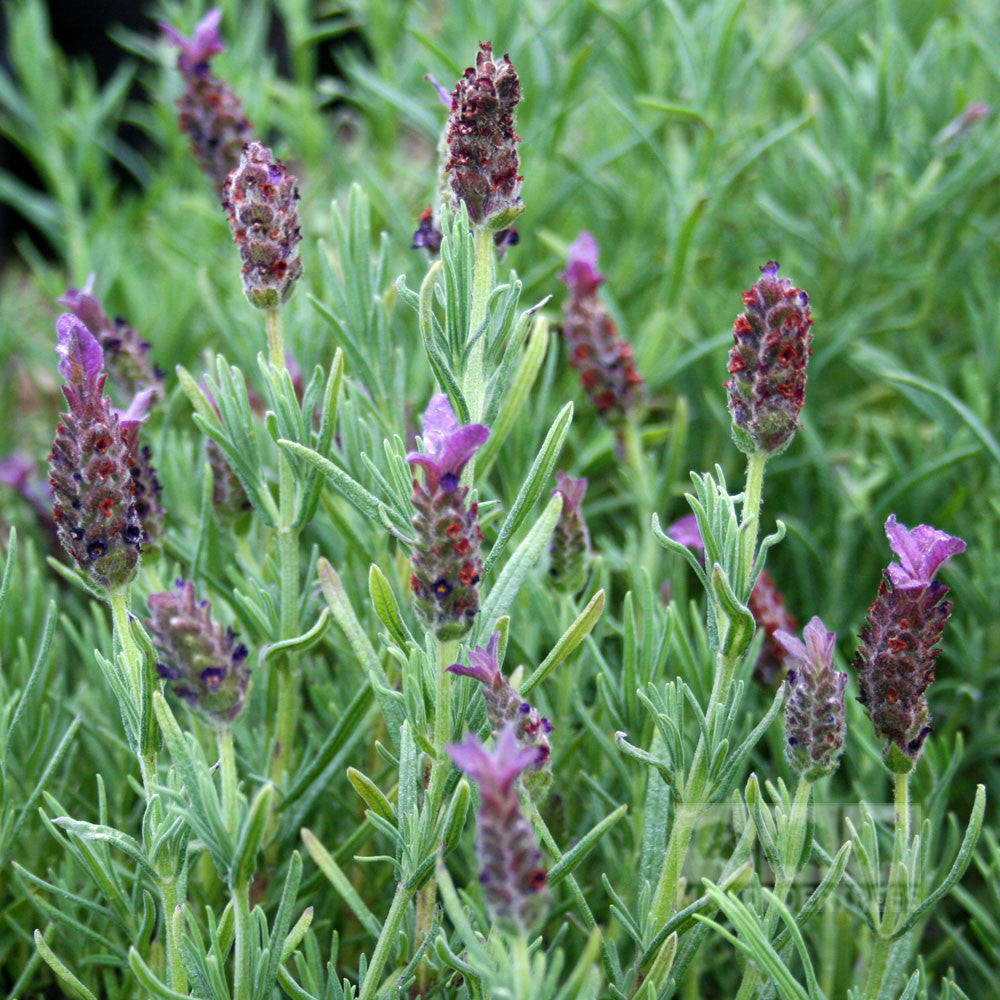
[232,880,252,1000]
[741,450,768,591]
[218,728,238,834]
[265,307,301,788]
[159,878,186,993]
[359,884,415,1000]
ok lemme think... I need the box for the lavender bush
[0,3,998,1000]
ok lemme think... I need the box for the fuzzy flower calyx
[549,471,590,594]
[560,232,644,424]
[447,632,553,781]
[48,316,142,589]
[407,395,488,639]
[161,10,252,191]
[854,516,965,771]
[777,617,847,782]
[445,42,523,228]
[222,141,304,310]
[447,725,549,931]
[147,580,251,728]
[726,261,813,456]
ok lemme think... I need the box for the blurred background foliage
[0,0,998,995]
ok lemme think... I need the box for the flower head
[726,261,813,456]
[447,725,549,931]
[549,471,590,594]
[222,141,304,309]
[161,10,252,190]
[447,632,553,781]
[884,515,966,590]
[58,279,163,403]
[406,394,489,493]
[147,580,251,728]
[444,42,522,227]
[48,316,142,589]
[559,232,644,423]
[854,514,965,770]
[777,617,847,781]
[114,390,165,554]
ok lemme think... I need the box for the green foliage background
[0,0,998,997]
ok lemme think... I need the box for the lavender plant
[0,3,997,1000]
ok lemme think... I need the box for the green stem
[218,728,238,834]
[649,802,699,930]
[622,418,656,579]
[863,771,910,1000]
[159,878,186,993]
[232,880,252,1000]
[110,587,158,795]
[461,226,496,485]
[740,450,767,591]
[264,307,301,787]
[512,934,531,998]
[734,779,812,1000]
[358,885,415,1000]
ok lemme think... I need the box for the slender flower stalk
[48,315,142,590]
[160,9,253,191]
[447,726,549,932]
[407,394,489,640]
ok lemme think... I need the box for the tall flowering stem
[853,516,964,1000]
[161,9,253,191]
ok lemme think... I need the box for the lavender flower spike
[560,232,644,424]
[726,261,814,456]
[222,141,304,310]
[854,515,965,771]
[447,632,552,776]
[777,617,847,782]
[48,316,142,589]
[445,42,523,228]
[549,471,590,595]
[447,725,549,932]
[161,9,253,191]
[147,580,251,728]
[58,278,163,402]
[114,390,165,555]
[408,395,489,639]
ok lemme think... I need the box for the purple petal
[449,631,502,686]
[426,73,453,108]
[666,513,705,553]
[560,232,604,297]
[802,616,836,664]
[554,471,587,512]
[56,314,104,386]
[114,388,155,427]
[57,276,108,334]
[406,394,489,488]
[884,514,966,589]
[447,725,542,790]
[0,452,35,490]
[160,9,225,69]
[774,629,807,664]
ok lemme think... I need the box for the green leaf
[521,589,605,697]
[232,783,274,889]
[127,948,191,1000]
[33,930,97,1000]
[346,767,396,825]
[548,804,628,886]
[368,563,414,648]
[481,400,573,577]
[477,492,563,638]
[52,818,157,882]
